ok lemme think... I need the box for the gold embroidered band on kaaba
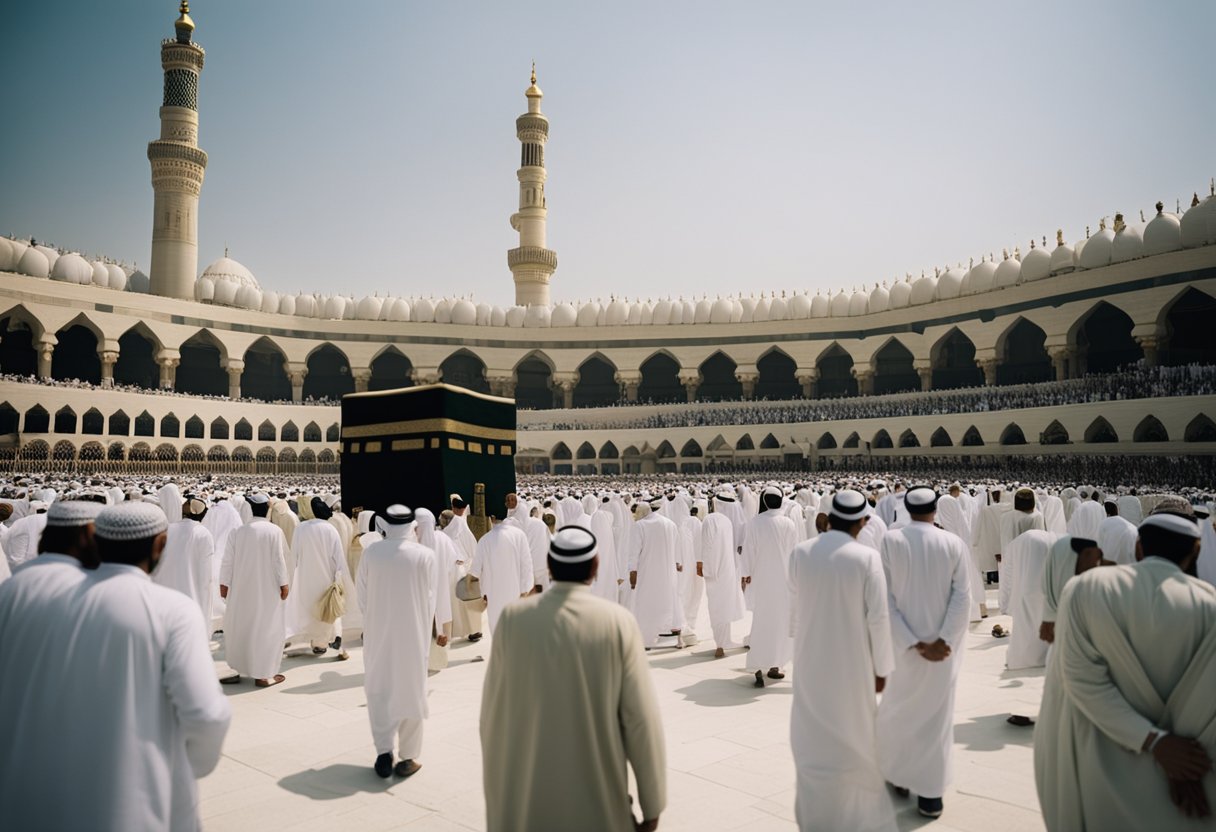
[343,418,516,441]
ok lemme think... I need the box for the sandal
[255,674,286,688]
[991,624,1008,638]
[219,674,241,685]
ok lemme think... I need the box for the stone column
[978,358,999,386]
[797,369,819,399]
[852,368,874,396]
[36,335,56,379]
[156,351,180,390]
[413,367,441,387]
[735,371,759,400]
[552,373,578,409]
[1136,335,1160,367]
[287,362,308,404]
[99,351,118,388]
[679,370,701,403]
[224,359,244,399]
[914,361,933,391]
[615,372,641,403]
[1047,346,1072,381]
[352,369,372,393]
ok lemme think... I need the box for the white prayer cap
[647,496,664,510]
[245,492,270,505]
[1139,512,1200,539]
[45,499,104,528]
[35,488,57,503]
[762,485,783,500]
[186,498,208,515]
[904,486,939,513]
[828,489,869,521]
[713,489,736,502]
[383,504,415,524]
[549,526,597,563]
[93,503,168,542]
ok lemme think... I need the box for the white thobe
[971,502,1009,574]
[201,501,243,629]
[445,512,477,561]
[856,511,886,554]
[998,530,1058,670]
[741,511,797,671]
[1115,494,1144,525]
[1066,501,1105,539]
[790,531,896,832]
[1041,496,1067,535]
[285,519,347,644]
[153,519,215,632]
[5,512,47,569]
[510,514,551,591]
[589,510,622,602]
[877,522,971,798]
[938,496,984,620]
[1097,515,1139,566]
[700,513,744,648]
[2,562,231,831]
[470,523,533,635]
[1000,510,1045,556]
[1199,516,1216,586]
[627,511,683,647]
[676,515,703,633]
[220,518,289,679]
[358,526,437,757]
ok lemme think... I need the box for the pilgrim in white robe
[152,518,215,632]
[589,509,622,602]
[675,514,702,639]
[998,530,1058,670]
[627,509,683,647]
[2,562,231,831]
[1116,493,1144,524]
[1000,510,1045,557]
[700,512,744,649]
[740,510,797,671]
[1199,514,1216,586]
[5,511,47,570]
[470,521,533,635]
[270,498,299,546]
[789,529,896,832]
[201,499,243,629]
[444,511,477,561]
[508,512,551,592]
[1035,559,1216,831]
[220,518,290,680]
[480,582,667,832]
[1066,501,1105,539]
[938,495,985,620]
[1041,495,1067,535]
[1097,514,1139,566]
[877,521,971,798]
[358,524,438,759]
[971,499,1010,576]
[285,518,347,646]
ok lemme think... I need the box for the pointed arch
[1070,301,1142,374]
[51,321,101,384]
[281,421,299,443]
[706,434,730,452]
[576,441,596,459]
[152,443,178,462]
[177,329,228,396]
[231,446,253,462]
[872,429,893,449]
[697,351,742,402]
[326,423,340,442]
[299,448,316,464]
[23,405,49,434]
[108,410,129,436]
[1041,420,1069,445]
[996,317,1051,385]
[210,417,229,440]
[181,444,205,462]
[1185,414,1216,442]
[817,432,837,450]
[234,418,253,441]
[369,345,414,392]
[128,442,151,462]
[106,441,126,461]
[735,433,755,451]
[207,445,229,462]
[930,328,983,389]
[599,441,620,459]
[843,431,861,449]
[680,439,703,457]
[756,346,800,400]
[551,442,572,460]
[257,419,276,442]
[256,446,277,464]
[574,352,619,408]
[1084,417,1118,444]
[815,342,857,398]
[303,421,322,442]
[160,412,180,438]
[184,415,204,439]
[53,406,76,434]
[113,323,160,389]
[19,439,49,460]
[1161,287,1216,366]
[656,440,677,458]
[760,433,780,449]
[52,440,76,461]
[930,427,952,447]
[961,426,984,446]
[0,402,18,435]
[134,411,155,437]
[1133,415,1168,443]
[439,348,489,394]
[303,343,353,401]
[278,447,297,463]
[79,440,105,461]
[242,336,291,401]
[873,338,919,395]
[317,448,335,464]
[1000,423,1027,445]
[0,310,39,376]
[638,350,682,404]
[515,351,555,410]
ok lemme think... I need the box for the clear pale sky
[3,1,1213,307]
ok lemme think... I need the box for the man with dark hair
[1036,511,1216,828]
[789,488,896,831]
[1,502,231,830]
[220,492,290,687]
[481,526,666,832]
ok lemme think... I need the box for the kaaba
[340,383,517,521]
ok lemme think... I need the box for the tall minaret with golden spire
[508,64,557,306]
[148,1,208,299]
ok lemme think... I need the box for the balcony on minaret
[507,246,557,271]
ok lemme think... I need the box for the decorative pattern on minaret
[508,65,558,307]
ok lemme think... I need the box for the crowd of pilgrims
[0,372,340,406]
[524,362,1216,428]
[0,467,1213,830]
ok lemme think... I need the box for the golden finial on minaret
[175,0,195,44]
[525,61,542,99]
[531,61,537,86]
[1056,229,1064,246]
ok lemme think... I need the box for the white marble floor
[202,590,1045,832]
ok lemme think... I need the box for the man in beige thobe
[481,526,666,832]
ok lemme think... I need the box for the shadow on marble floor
[278,763,397,800]
[954,712,1036,751]
[282,669,366,695]
[674,676,793,707]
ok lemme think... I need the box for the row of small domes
[0,237,149,293]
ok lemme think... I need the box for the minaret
[508,64,557,306]
[148,1,207,299]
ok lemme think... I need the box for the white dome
[576,300,599,326]
[490,305,507,327]
[639,301,654,325]
[321,295,346,320]
[889,279,912,309]
[476,302,493,326]
[523,304,551,327]
[259,290,279,314]
[752,297,771,322]
[961,259,997,295]
[387,298,410,322]
[200,256,259,290]
[910,274,937,305]
[1050,237,1076,275]
[277,294,296,316]
[551,302,577,327]
[411,297,435,323]
[868,284,890,313]
[506,305,526,327]
[993,252,1021,289]
[212,278,237,306]
[355,295,383,321]
[16,247,50,278]
[1110,222,1143,264]
[770,295,789,320]
[830,289,850,317]
[450,298,477,326]
[90,260,109,287]
[126,269,150,293]
[195,275,215,301]
[689,298,709,324]
[35,246,59,272]
[1143,207,1182,256]
[790,293,812,319]
[51,252,92,284]
[1181,194,1216,248]
[651,299,672,326]
[5,238,30,267]
[293,293,315,317]
[1021,245,1051,282]
[433,298,452,324]
[667,299,685,325]
[681,299,697,324]
[710,297,733,324]
[0,238,16,272]
[106,264,127,291]
[739,297,756,322]
[730,299,744,323]
[847,291,868,316]
[605,298,628,326]
[236,285,262,310]
[1077,226,1115,270]
[938,267,965,298]
[810,293,829,318]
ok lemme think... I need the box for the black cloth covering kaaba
[341,383,516,520]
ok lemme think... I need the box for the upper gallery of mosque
[3,3,1216,330]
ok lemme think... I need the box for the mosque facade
[1,4,1215,475]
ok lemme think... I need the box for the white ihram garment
[220,518,289,680]
[998,530,1058,670]
[627,511,683,647]
[741,511,797,671]
[470,523,533,636]
[700,513,744,648]
[285,519,347,645]
[153,519,215,632]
